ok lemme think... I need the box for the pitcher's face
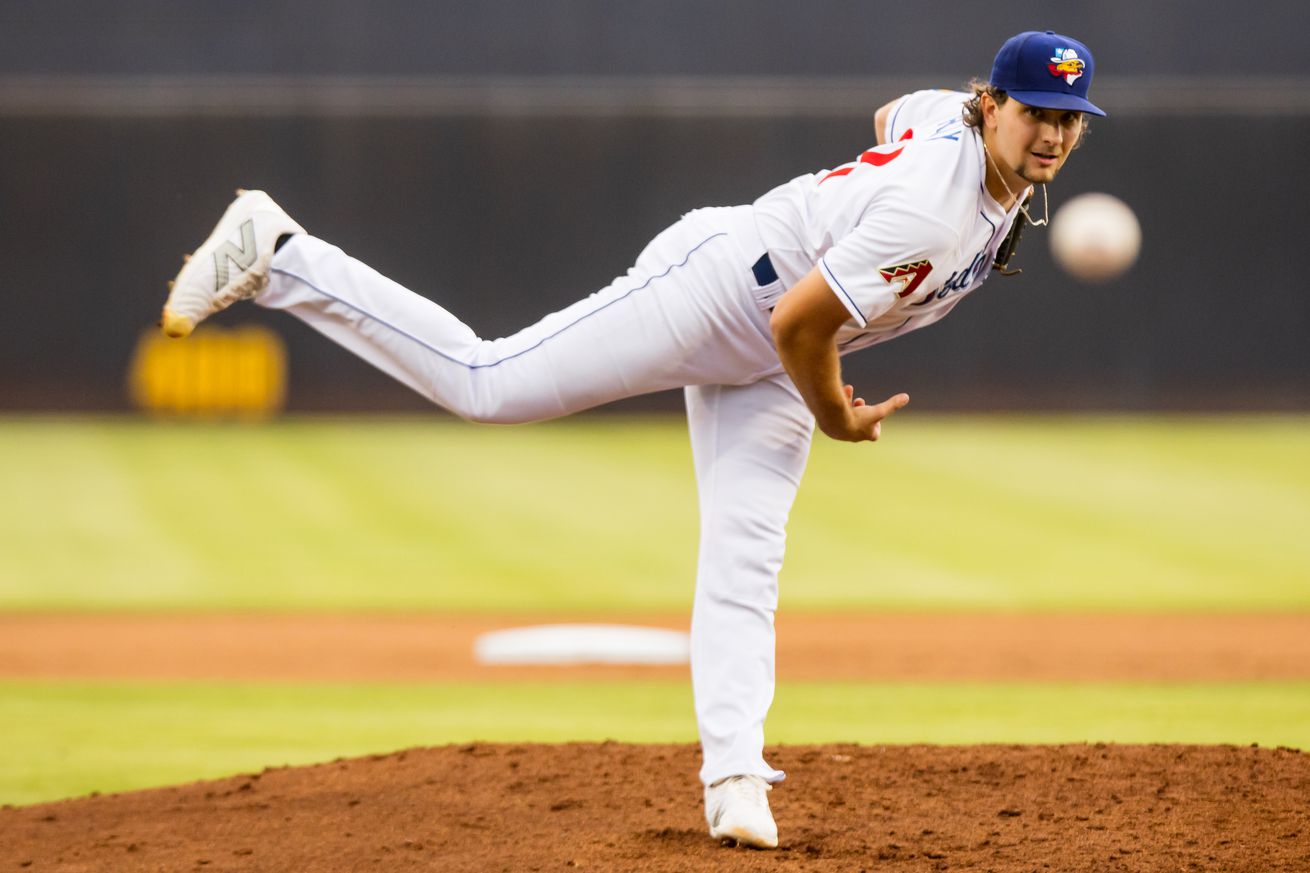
[987,96,1084,186]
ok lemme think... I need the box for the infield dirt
[4,612,1310,682]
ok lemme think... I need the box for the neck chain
[983,141,1049,227]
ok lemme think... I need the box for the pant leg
[686,372,815,786]
[257,209,779,423]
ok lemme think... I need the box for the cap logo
[1047,47,1085,86]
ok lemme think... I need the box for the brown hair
[961,79,1089,146]
[961,79,1006,129]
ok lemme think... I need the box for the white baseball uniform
[255,88,1023,786]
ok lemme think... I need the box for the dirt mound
[4,742,1307,872]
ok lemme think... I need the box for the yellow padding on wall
[128,325,286,419]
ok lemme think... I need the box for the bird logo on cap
[1047,47,1085,86]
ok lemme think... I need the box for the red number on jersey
[820,141,906,184]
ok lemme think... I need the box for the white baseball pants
[259,205,815,786]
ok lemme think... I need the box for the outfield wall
[0,1,1301,80]
[2,101,1306,413]
[2,1,1307,412]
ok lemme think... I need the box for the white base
[472,624,690,665]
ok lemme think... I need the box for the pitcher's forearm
[773,326,852,438]
[769,267,863,438]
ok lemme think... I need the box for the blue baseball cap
[990,30,1106,117]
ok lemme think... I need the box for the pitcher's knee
[462,406,533,425]
[449,397,517,425]
[443,388,546,425]
[705,513,787,559]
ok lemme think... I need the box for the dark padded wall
[0,0,1301,78]
[2,2,1306,411]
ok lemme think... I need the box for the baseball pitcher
[161,30,1104,849]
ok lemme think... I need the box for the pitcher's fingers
[873,392,911,418]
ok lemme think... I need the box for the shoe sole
[710,824,778,849]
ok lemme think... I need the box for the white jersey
[753,89,1025,354]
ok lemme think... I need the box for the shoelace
[716,775,771,812]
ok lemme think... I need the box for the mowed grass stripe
[2,679,1307,806]
[0,415,1306,611]
[790,415,1310,609]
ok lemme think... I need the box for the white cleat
[161,188,305,338]
[704,775,778,849]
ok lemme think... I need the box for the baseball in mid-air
[1048,193,1141,282]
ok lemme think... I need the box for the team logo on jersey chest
[1048,48,1085,86]
[878,259,933,298]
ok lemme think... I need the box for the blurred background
[2,0,1307,414]
[2,1,1310,810]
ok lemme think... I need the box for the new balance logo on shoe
[213,219,258,291]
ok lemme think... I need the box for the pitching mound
[4,743,1308,871]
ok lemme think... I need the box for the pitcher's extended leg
[259,223,776,423]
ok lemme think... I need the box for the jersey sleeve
[818,209,958,327]
[885,89,969,143]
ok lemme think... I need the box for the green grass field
[2,415,1307,612]
[2,414,1308,805]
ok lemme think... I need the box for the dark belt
[751,253,778,286]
